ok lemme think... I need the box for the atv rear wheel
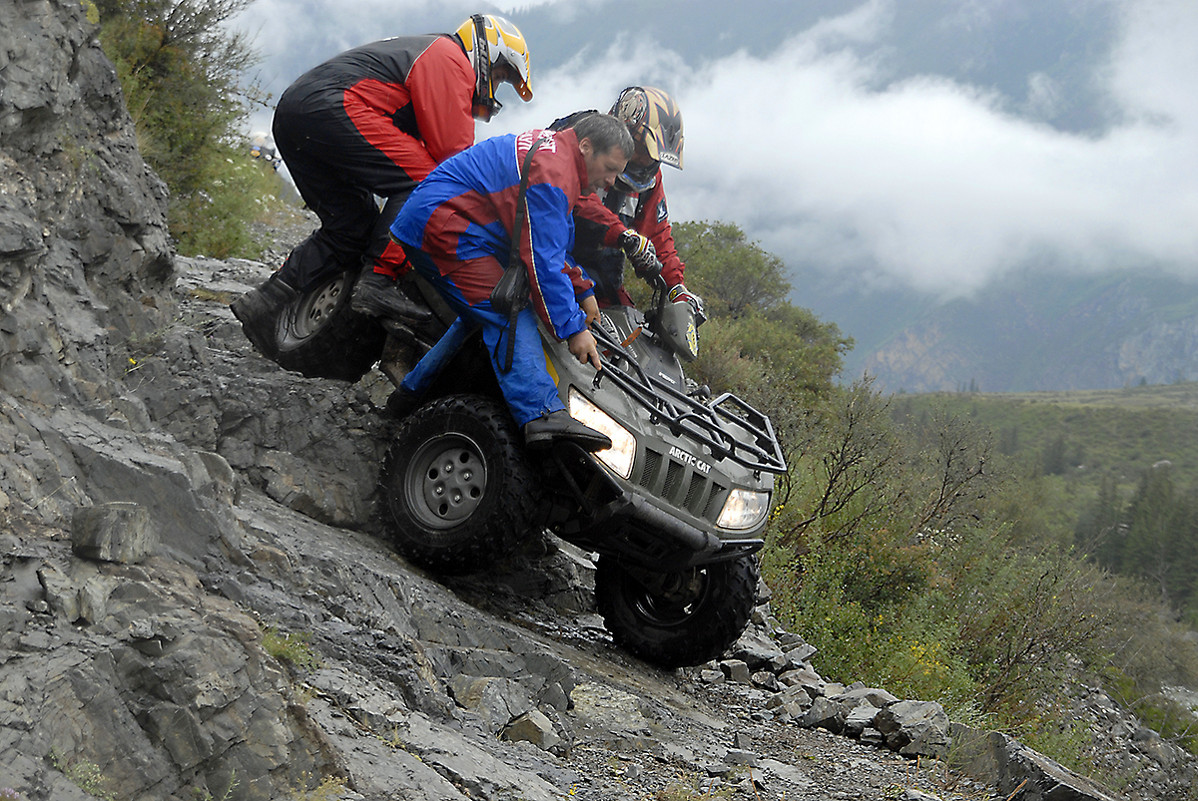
[382,394,541,574]
[595,553,759,668]
[273,271,387,382]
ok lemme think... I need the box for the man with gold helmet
[231,15,534,359]
[561,86,706,324]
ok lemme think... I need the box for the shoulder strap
[508,136,544,276]
[495,135,547,373]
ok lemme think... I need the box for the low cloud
[493,0,1198,296]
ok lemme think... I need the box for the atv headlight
[568,388,636,478]
[717,488,771,531]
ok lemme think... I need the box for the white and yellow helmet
[456,14,533,121]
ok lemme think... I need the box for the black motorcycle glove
[668,283,708,326]
[618,230,661,279]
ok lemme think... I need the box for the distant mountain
[795,268,1198,393]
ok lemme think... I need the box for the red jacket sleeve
[578,172,689,288]
[407,37,477,166]
[633,173,686,287]
[575,192,625,247]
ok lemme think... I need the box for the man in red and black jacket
[231,14,534,358]
[563,86,707,323]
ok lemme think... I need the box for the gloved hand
[668,283,708,326]
[617,229,660,279]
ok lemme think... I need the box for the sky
[229,0,1198,303]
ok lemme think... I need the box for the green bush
[764,532,978,712]
[170,151,296,258]
[761,378,1198,783]
[262,626,320,673]
[96,0,293,257]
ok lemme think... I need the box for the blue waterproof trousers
[401,249,564,426]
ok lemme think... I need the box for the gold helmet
[610,86,684,192]
[456,14,533,121]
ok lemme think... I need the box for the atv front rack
[591,324,787,476]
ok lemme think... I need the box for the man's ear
[578,137,593,158]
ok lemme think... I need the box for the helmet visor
[492,62,529,105]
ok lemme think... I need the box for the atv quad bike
[256,269,787,668]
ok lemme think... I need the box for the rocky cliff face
[0,3,1191,801]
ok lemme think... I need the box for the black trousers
[271,102,418,290]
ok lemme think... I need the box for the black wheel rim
[403,433,489,530]
[627,568,710,627]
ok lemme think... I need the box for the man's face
[580,139,629,194]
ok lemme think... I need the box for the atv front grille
[643,449,662,485]
[638,448,730,524]
[663,459,684,497]
[703,482,727,519]
[684,472,707,511]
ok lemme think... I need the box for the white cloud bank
[492,0,1198,296]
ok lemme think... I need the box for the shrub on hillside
[96,0,291,257]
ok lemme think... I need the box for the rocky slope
[2,2,1195,800]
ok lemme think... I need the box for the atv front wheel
[595,553,759,668]
[382,394,541,573]
[273,271,387,382]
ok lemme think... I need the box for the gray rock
[901,790,942,801]
[765,684,812,712]
[859,727,887,747]
[71,501,156,563]
[831,685,899,710]
[778,664,826,695]
[784,642,818,666]
[874,700,950,758]
[501,709,562,752]
[751,670,783,691]
[842,703,881,737]
[951,723,1120,801]
[720,658,753,684]
[723,747,758,767]
[758,757,815,789]
[540,681,571,712]
[798,696,845,733]
[448,674,535,734]
[731,629,788,670]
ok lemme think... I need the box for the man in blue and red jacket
[390,114,634,449]
[231,15,534,358]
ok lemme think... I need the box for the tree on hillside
[97,0,276,256]
[1113,466,1198,618]
[673,221,793,317]
[1075,473,1123,560]
[668,220,851,409]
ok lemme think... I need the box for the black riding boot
[350,268,433,324]
[524,410,612,452]
[230,273,298,357]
